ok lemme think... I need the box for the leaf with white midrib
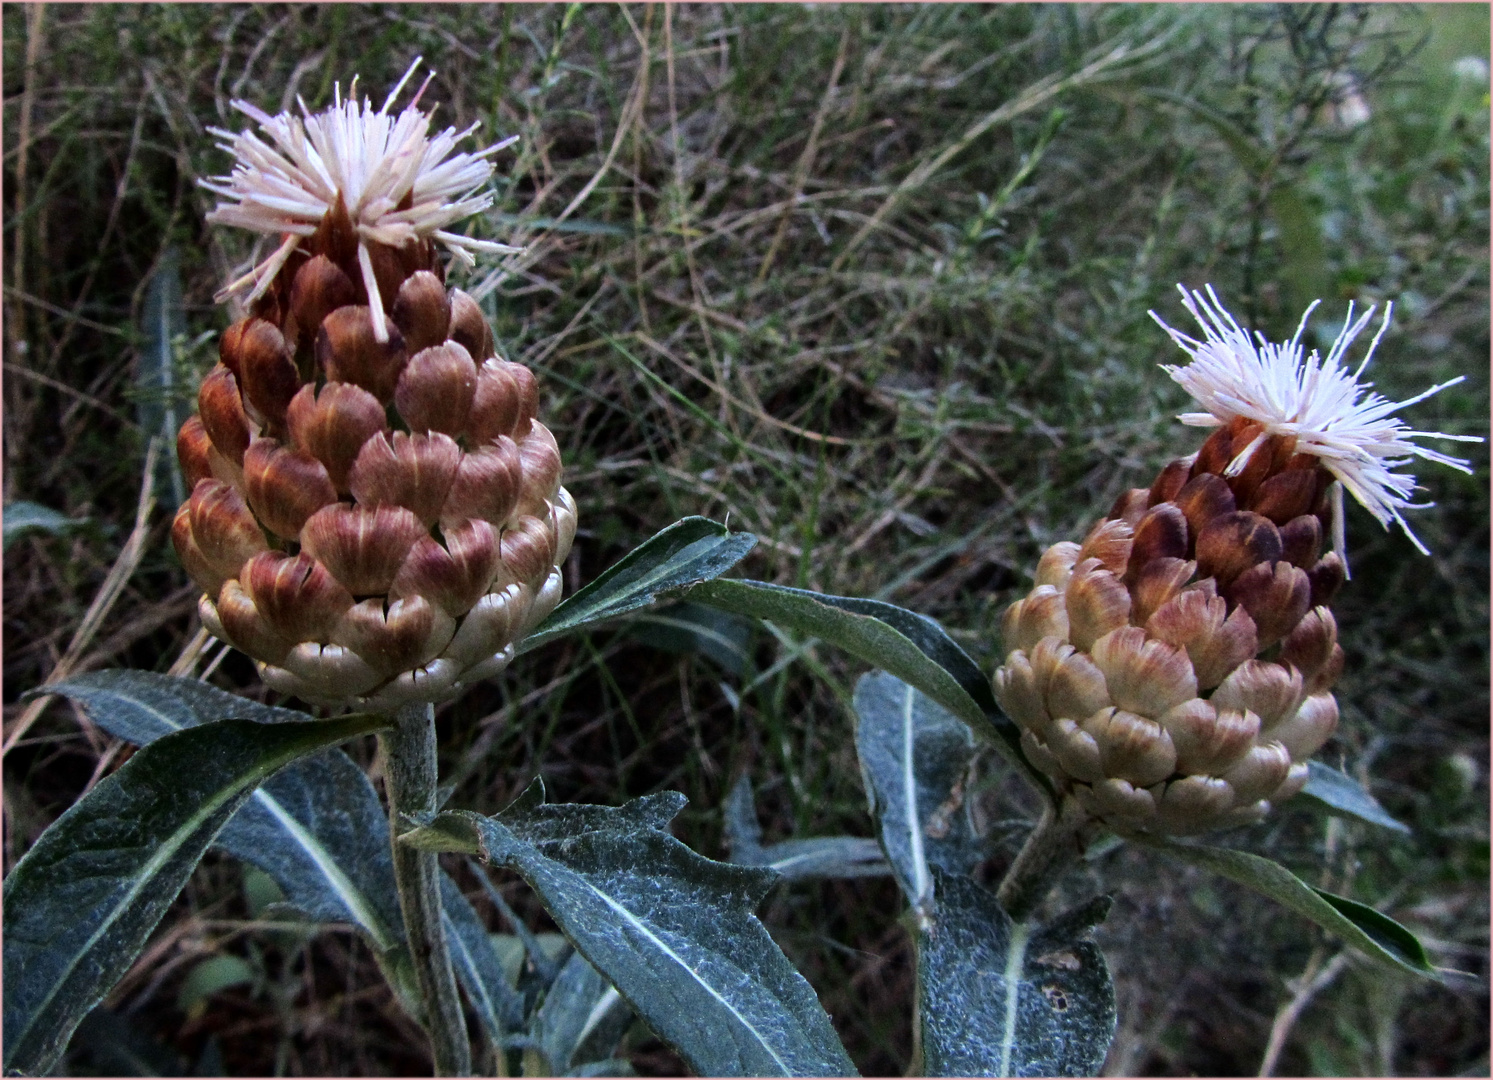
[2,711,388,1076]
[405,786,859,1077]
[45,672,405,952]
[918,871,1115,1077]
[533,949,632,1075]
[854,672,981,914]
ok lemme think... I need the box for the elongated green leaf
[919,871,1115,1077]
[137,248,188,508]
[854,672,980,915]
[1134,835,1436,975]
[689,579,1036,787]
[44,672,406,952]
[405,783,859,1077]
[3,500,88,551]
[1300,761,1411,833]
[42,672,520,1021]
[724,776,890,882]
[520,518,757,654]
[2,711,388,1075]
[533,949,633,1076]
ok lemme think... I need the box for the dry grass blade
[1257,951,1352,1077]
[830,27,1170,272]
[3,438,161,754]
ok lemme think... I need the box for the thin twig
[758,27,851,283]
[1257,950,1352,1076]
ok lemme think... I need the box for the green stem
[995,796,1091,922]
[383,701,471,1077]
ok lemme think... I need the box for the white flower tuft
[1150,284,1481,558]
[202,57,522,341]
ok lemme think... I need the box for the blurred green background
[4,4,1487,1075]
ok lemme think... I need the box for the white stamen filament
[202,56,524,318]
[1151,284,1482,556]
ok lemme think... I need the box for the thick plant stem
[383,701,471,1077]
[996,796,1090,922]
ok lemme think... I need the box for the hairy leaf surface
[2,711,387,1075]
[919,872,1115,1077]
[405,783,858,1077]
[853,672,981,913]
[533,949,634,1075]
[46,672,404,950]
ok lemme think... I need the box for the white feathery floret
[202,57,521,341]
[1150,284,1481,556]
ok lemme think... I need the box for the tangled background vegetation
[4,4,1488,1075]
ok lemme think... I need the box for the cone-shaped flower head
[176,61,574,709]
[993,285,1480,835]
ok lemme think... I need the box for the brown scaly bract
[173,60,573,709]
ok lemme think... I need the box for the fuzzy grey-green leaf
[533,950,633,1075]
[44,671,406,954]
[1300,761,1411,833]
[407,792,858,1077]
[919,870,1116,1077]
[2,711,388,1076]
[853,672,980,913]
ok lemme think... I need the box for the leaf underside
[919,871,1116,1078]
[853,671,981,914]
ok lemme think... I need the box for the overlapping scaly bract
[174,199,573,710]
[995,416,1347,835]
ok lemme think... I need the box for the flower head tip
[1150,284,1481,557]
[202,57,522,340]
